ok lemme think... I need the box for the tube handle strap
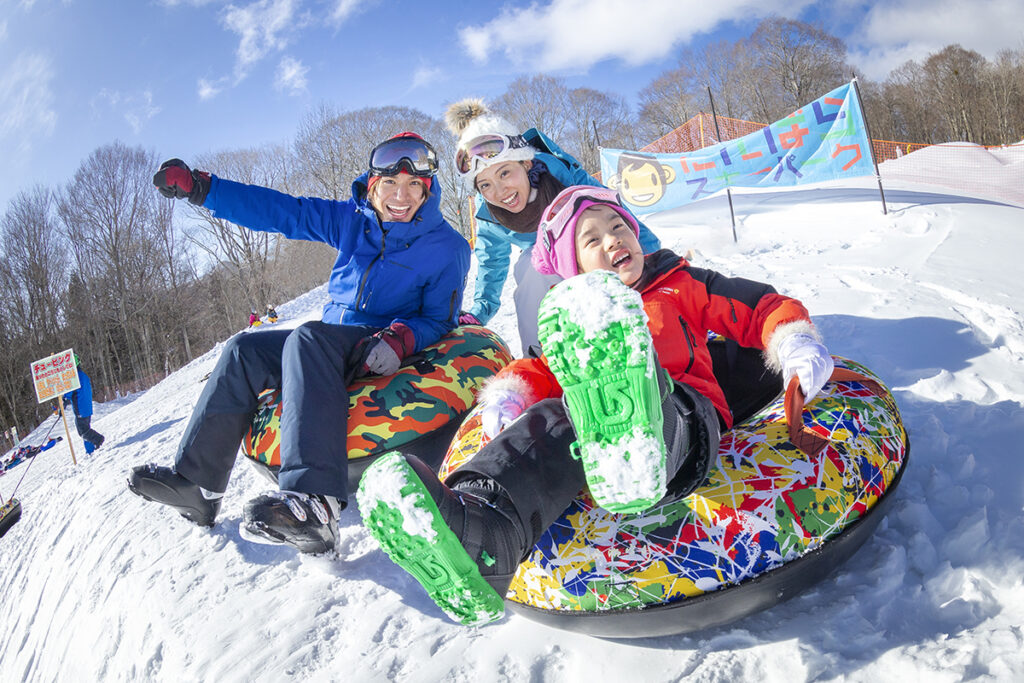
[785,367,884,456]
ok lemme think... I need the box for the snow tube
[242,325,512,488]
[438,357,909,638]
[0,498,22,538]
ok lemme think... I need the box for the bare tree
[983,48,1024,144]
[746,17,849,117]
[924,45,986,142]
[0,186,67,346]
[564,87,634,173]
[58,142,167,386]
[186,144,295,312]
[293,103,358,201]
[637,65,699,141]
[493,75,572,142]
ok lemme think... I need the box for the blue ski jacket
[466,129,661,324]
[68,369,94,418]
[203,173,471,353]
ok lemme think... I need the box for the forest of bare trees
[2,16,1022,436]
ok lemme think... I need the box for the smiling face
[618,158,672,207]
[574,204,644,286]
[475,161,532,214]
[369,173,428,222]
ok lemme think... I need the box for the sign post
[31,349,79,465]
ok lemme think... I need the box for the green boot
[357,453,526,626]
[537,270,667,513]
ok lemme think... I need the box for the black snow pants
[174,321,377,505]
[708,338,783,424]
[446,378,722,549]
[74,416,105,448]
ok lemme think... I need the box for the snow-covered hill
[3,151,1023,681]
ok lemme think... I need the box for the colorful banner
[600,81,874,215]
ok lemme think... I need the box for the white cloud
[197,77,225,100]
[329,0,370,25]
[156,0,219,6]
[275,55,308,94]
[411,64,443,90]
[458,0,814,71]
[0,20,8,42]
[848,0,1024,78]
[92,89,161,135]
[0,53,57,158]
[222,0,303,79]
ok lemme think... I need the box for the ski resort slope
[3,151,1024,681]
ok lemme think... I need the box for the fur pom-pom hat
[445,98,535,187]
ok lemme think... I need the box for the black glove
[153,158,211,205]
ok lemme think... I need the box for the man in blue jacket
[64,354,105,454]
[128,133,471,555]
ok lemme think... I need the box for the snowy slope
[2,155,1024,681]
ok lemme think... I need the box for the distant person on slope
[358,186,834,625]
[64,354,105,454]
[266,305,279,323]
[446,99,661,352]
[128,132,471,555]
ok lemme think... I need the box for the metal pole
[851,77,888,215]
[707,86,738,242]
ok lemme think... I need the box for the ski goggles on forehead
[369,136,439,177]
[538,186,625,243]
[455,134,531,177]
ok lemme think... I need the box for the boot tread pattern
[357,454,505,626]
[537,271,667,514]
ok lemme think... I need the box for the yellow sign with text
[32,348,80,403]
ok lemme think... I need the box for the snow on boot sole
[357,453,505,626]
[537,270,667,514]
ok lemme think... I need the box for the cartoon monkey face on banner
[607,153,676,208]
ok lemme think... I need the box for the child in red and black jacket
[359,185,834,627]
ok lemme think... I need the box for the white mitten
[480,388,527,439]
[778,332,834,402]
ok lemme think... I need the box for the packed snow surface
[3,160,1024,681]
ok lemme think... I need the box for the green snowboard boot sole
[538,270,667,514]
[357,453,505,626]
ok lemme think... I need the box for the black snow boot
[127,464,222,527]
[242,491,339,555]
[357,453,529,626]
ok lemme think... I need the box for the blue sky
[1,0,1021,212]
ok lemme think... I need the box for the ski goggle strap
[455,134,531,177]
[369,136,439,177]
[537,185,625,249]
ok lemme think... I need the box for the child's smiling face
[574,205,644,286]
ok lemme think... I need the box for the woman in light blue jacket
[447,99,660,352]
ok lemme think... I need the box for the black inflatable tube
[0,499,22,539]
[506,441,910,639]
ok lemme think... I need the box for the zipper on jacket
[678,315,696,373]
[728,299,738,323]
[448,289,458,322]
[356,225,386,309]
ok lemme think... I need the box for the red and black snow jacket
[497,250,811,429]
